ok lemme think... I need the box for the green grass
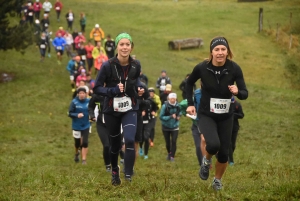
[1,0,300,200]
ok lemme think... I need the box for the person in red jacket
[74,32,86,50]
[55,26,66,37]
[33,0,42,19]
[85,40,94,74]
[54,0,63,22]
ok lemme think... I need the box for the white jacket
[42,2,52,12]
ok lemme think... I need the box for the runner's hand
[228,85,238,95]
[78,113,84,118]
[118,83,124,92]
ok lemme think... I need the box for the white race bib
[210,98,231,114]
[56,6,60,10]
[28,12,33,16]
[69,75,74,81]
[45,23,48,27]
[40,44,46,49]
[106,47,112,51]
[56,46,62,50]
[72,130,81,139]
[81,55,86,60]
[68,15,73,21]
[143,120,149,124]
[113,97,132,112]
[94,105,99,121]
[160,85,166,91]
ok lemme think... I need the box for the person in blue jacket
[93,33,145,185]
[68,88,90,164]
[52,32,66,65]
[159,92,181,162]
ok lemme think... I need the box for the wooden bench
[168,38,204,50]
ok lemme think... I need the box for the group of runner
[19,3,248,190]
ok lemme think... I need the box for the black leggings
[191,123,202,166]
[67,21,73,30]
[74,128,89,148]
[150,117,157,142]
[139,119,153,156]
[104,111,137,176]
[162,130,179,158]
[87,58,93,71]
[229,129,239,163]
[81,24,85,32]
[96,114,111,166]
[198,114,233,163]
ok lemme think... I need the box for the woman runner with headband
[93,33,145,185]
[186,36,248,190]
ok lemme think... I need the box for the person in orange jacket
[89,24,105,46]
[94,49,108,72]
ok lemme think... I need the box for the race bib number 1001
[210,98,231,114]
[113,97,132,112]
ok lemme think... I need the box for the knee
[125,139,135,149]
[217,153,228,163]
[206,141,220,155]
[82,141,88,148]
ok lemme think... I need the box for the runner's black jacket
[93,56,143,114]
[186,59,248,119]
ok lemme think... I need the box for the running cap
[165,84,172,91]
[115,33,132,46]
[148,87,155,93]
[210,37,228,52]
[77,87,87,94]
[168,93,177,99]
[95,24,100,28]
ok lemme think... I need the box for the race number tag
[56,7,60,10]
[28,12,33,16]
[72,130,81,139]
[56,46,62,50]
[45,23,48,27]
[210,98,231,114]
[40,44,46,49]
[113,97,132,112]
[106,47,112,51]
[69,75,74,81]
[81,55,86,60]
[160,85,166,91]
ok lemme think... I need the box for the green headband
[115,33,132,46]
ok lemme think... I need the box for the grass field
[1,0,300,200]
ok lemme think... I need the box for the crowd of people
[18,1,248,191]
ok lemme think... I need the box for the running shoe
[170,157,175,162]
[125,174,132,182]
[229,162,234,166]
[199,156,211,180]
[74,153,79,163]
[166,153,171,160]
[71,88,75,92]
[120,159,124,164]
[106,165,111,172]
[144,155,148,160]
[48,53,51,58]
[111,165,121,186]
[82,160,87,165]
[139,148,144,156]
[212,178,223,191]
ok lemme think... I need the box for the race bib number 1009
[210,98,231,114]
[113,97,132,112]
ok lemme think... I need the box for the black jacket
[186,59,248,119]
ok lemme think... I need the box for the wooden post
[290,12,292,28]
[276,23,279,41]
[289,34,293,49]
[258,8,263,32]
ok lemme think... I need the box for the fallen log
[168,38,204,50]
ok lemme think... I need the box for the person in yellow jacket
[148,87,161,147]
[89,24,105,46]
[92,41,106,61]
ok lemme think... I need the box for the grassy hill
[1,0,300,200]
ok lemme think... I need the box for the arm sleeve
[93,63,120,97]
[234,64,248,100]
[88,96,96,119]
[179,81,185,91]
[186,64,202,106]
[68,101,78,118]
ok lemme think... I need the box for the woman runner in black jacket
[186,36,248,191]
